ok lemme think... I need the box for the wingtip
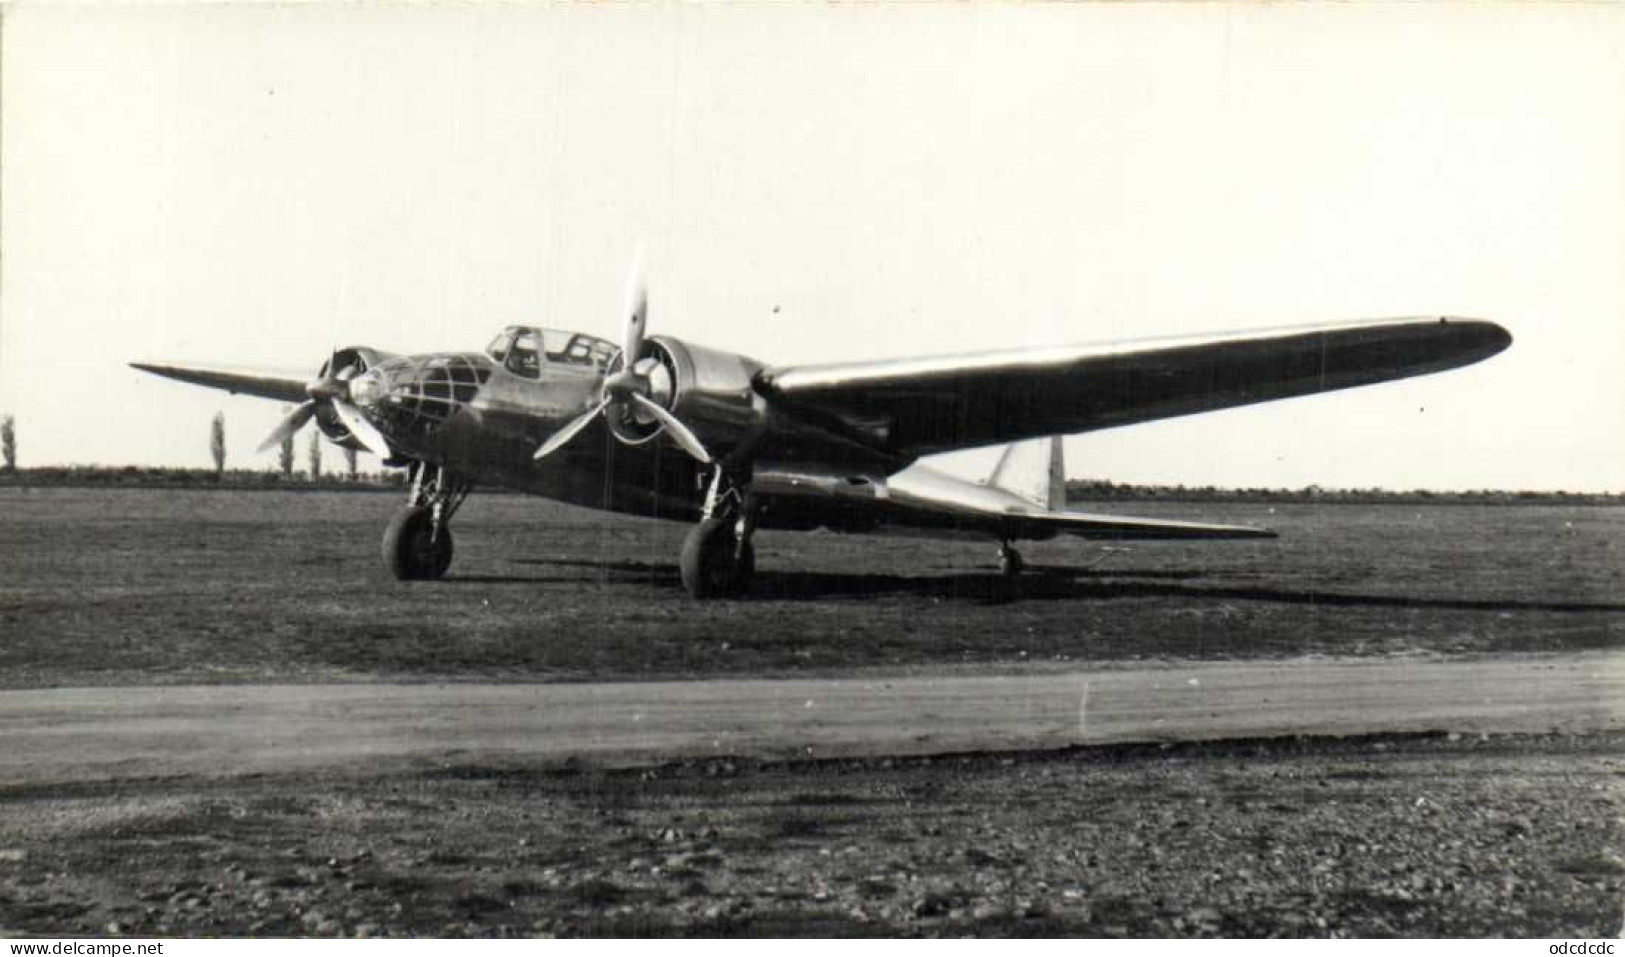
[130,360,189,377]
[1437,316,1513,357]
[129,360,184,380]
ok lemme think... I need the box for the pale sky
[2,3,1621,491]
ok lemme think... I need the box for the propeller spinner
[534,261,712,465]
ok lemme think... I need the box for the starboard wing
[756,317,1510,460]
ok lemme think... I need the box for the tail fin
[986,437,1066,511]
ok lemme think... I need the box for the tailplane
[986,436,1066,511]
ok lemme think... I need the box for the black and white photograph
[0,1,1621,940]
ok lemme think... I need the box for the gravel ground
[1,731,1620,938]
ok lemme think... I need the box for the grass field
[1,487,1620,687]
[2,487,1622,938]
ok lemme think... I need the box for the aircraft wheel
[735,540,756,595]
[681,518,751,599]
[383,505,454,580]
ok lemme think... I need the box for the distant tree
[277,410,296,478]
[343,444,358,481]
[1,415,14,471]
[209,412,226,476]
[307,428,322,479]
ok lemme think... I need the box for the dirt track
[2,653,1619,784]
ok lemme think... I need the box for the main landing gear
[382,462,471,580]
[680,466,758,599]
[997,541,1025,579]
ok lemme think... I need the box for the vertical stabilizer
[986,437,1067,511]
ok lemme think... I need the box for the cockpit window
[485,331,514,363]
[541,330,617,370]
[506,330,542,380]
[485,326,618,379]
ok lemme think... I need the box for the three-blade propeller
[256,356,391,459]
[533,260,712,465]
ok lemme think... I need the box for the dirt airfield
[0,487,1622,937]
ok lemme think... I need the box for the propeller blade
[534,396,612,461]
[331,399,391,458]
[630,393,711,464]
[621,252,648,368]
[305,377,345,401]
[256,401,317,454]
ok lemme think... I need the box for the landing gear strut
[997,541,1025,579]
[382,462,471,580]
[680,466,758,599]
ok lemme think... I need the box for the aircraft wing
[129,361,310,404]
[756,317,1511,460]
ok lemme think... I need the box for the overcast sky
[2,3,1620,491]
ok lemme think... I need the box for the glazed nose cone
[347,367,386,410]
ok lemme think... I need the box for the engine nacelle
[313,346,395,452]
[641,335,769,463]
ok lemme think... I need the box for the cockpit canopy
[484,326,618,380]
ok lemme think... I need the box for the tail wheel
[383,505,454,580]
[681,518,752,599]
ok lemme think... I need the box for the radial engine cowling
[312,346,394,451]
[608,335,768,462]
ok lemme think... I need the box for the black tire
[382,505,454,581]
[735,540,756,595]
[680,518,751,599]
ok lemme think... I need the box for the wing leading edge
[757,317,1511,460]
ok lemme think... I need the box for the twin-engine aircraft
[133,271,1511,598]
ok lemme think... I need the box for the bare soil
[0,732,1620,938]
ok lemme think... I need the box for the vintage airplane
[132,271,1511,598]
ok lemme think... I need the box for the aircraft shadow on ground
[484,558,1625,613]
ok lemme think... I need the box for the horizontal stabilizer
[871,460,1278,542]
[1014,507,1276,541]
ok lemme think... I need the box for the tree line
[1064,478,1625,506]
[0,412,1619,504]
[213,408,357,480]
[0,411,366,483]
